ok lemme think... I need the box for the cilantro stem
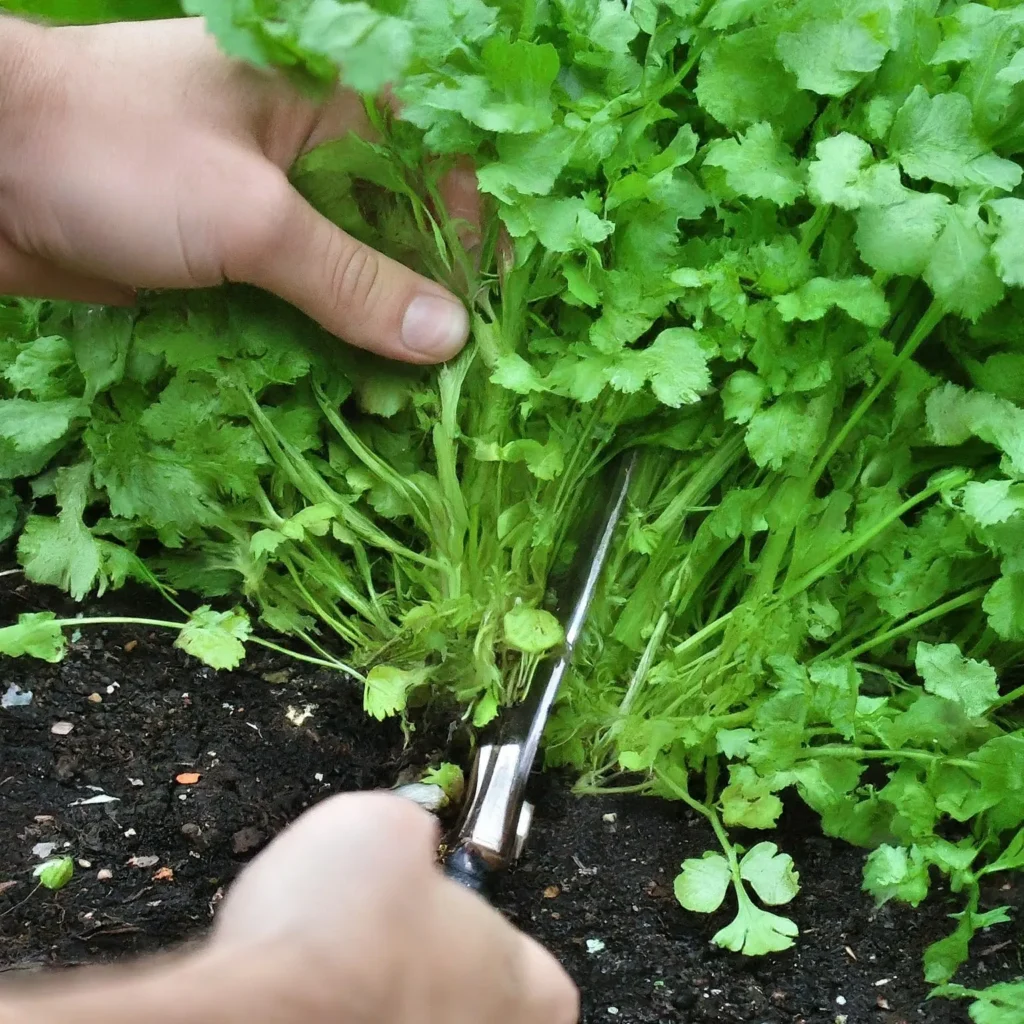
[43,615,362,677]
[655,767,738,874]
[840,586,991,662]
[810,298,945,481]
[53,615,189,632]
[671,611,733,657]
[778,470,972,603]
[802,745,976,771]
[248,637,364,680]
[992,681,1024,711]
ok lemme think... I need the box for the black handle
[443,846,495,898]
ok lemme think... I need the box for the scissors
[440,450,637,897]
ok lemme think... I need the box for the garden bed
[1,580,1021,1023]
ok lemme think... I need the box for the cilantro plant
[2,0,1024,1010]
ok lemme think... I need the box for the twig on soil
[0,883,41,919]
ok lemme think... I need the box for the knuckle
[326,234,382,314]
[219,166,296,281]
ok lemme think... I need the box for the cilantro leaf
[914,642,1000,719]
[364,664,428,720]
[713,895,799,956]
[703,122,805,206]
[175,606,252,671]
[738,842,800,906]
[0,612,66,663]
[674,852,732,913]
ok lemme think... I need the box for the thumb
[235,182,469,364]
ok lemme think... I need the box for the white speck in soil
[2,683,33,708]
[836,995,847,1006]
[50,721,74,736]
[32,842,57,859]
[587,939,606,955]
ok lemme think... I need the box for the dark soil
[2,578,1022,1023]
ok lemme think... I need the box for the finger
[302,87,377,154]
[215,793,440,942]
[437,157,483,250]
[0,235,136,307]
[233,181,469,364]
[516,935,580,1024]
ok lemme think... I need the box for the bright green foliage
[3,0,1024,1008]
[674,841,801,955]
[33,856,74,891]
[934,982,1024,1024]
[175,606,253,670]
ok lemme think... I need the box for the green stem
[840,586,991,662]
[811,299,945,481]
[779,470,972,602]
[804,745,976,771]
[249,637,365,681]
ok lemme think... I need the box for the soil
[1,578,1022,1023]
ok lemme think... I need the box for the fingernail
[401,294,469,358]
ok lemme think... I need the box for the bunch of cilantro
[2,0,1024,1012]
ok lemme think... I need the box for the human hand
[0,16,470,363]
[204,791,580,1023]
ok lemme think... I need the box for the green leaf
[775,0,899,98]
[983,574,1024,641]
[925,906,1013,985]
[674,852,732,914]
[33,856,74,891]
[503,606,564,655]
[720,766,784,829]
[738,842,800,906]
[420,762,465,804]
[863,844,931,907]
[703,122,805,206]
[961,479,1024,527]
[0,612,66,663]
[923,204,1005,322]
[914,642,1000,719]
[889,86,1022,192]
[987,198,1024,288]
[175,606,252,671]
[364,664,428,720]
[0,398,82,452]
[774,276,889,328]
[713,897,799,956]
[610,328,711,407]
[807,132,874,210]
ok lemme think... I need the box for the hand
[206,792,579,1023]
[0,16,470,364]
[0,793,579,1024]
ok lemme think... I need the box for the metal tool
[442,450,638,896]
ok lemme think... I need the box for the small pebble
[78,859,92,869]
[97,869,113,881]
[602,813,617,824]
[586,939,606,955]
[836,995,847,1006]
[50,721,74,736]
[87,693,103,704]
